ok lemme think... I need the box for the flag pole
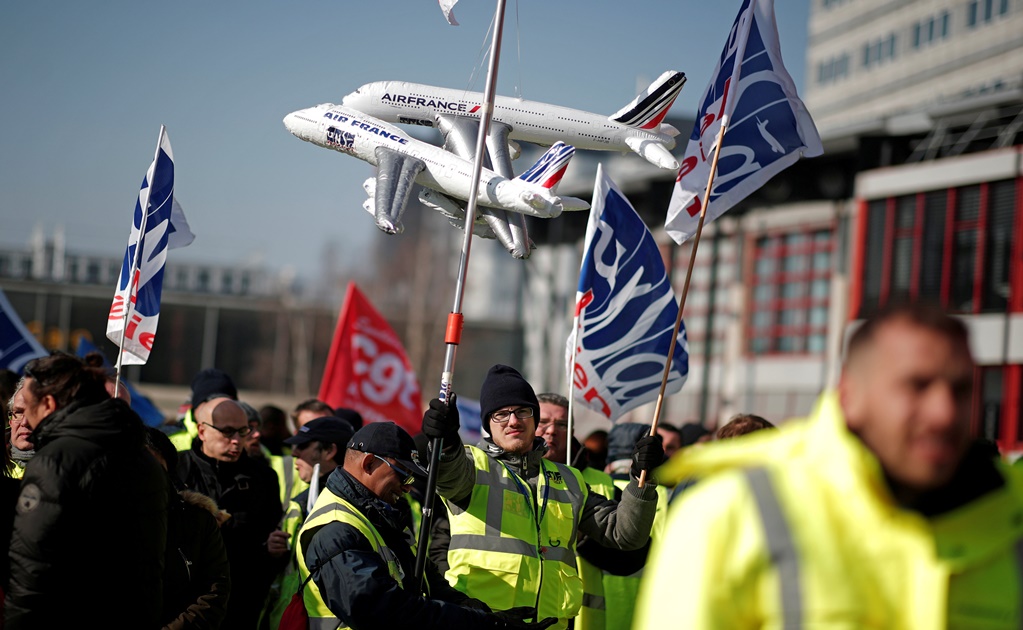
[638,114,729,489]
[566,312,581,466]
[113,124,165,400]
[415,0,508,586]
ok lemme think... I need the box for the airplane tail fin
[515,141,575,192]
[609,70,686,130]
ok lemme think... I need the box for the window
[968,0,1010,28]
[862,33,897,68]
[748,228,834,355]
[857,179,1020,316]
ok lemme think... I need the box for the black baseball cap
[190,368,238,410]
[347,422,427,478]
[284,416,355,447]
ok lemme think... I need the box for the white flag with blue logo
[665,0,822,244]
[0,288,47,373]
[106,126,176,365]
[569,165,688,421]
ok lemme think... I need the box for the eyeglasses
[491,407,534,423]
[537,420,569,433]
[372,454,415,486]
[202,422,252,439]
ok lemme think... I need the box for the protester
[0,395,21,613]
[258,404,292,456]
[656,422,682,460]
[636,302,1023,628]
[421,364,662,629]
[534,393,641,630]
[715,413,775,439]
[670,412,776,503]
[295,421,554,629]
[145,426,231,630]
[177,397,282,630]
[170,368,240,451]
[239,400,265,459]
[6,381,33,479]
[583,429,608,471]
[291,398,334,431]
[261,416,355,629]
[679,421,712,447]
[6,352,168,629]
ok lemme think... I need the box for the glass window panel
[890,237,913,299]
[912,23,921,47]
[812,251,831,271]
[813,230,831,244]
[951,229,977,312]
[752,311,772,329]
[809,307,828,326]
[811,279,829,299]
[896,196,916,229]
[984,0,993,21]
[940,12,950,37]
[983,180,1015,311]
[860,201,887,316]
[755,256,775,276]
[753,284,773,302]
[778,336,801,353]
[807,335,827,354]
[781,282,804,299]
[968,1,978,26]
[783,255,807,273]
[785,233,807,247]
[749,337,769,355]
[919,191,947,302]
[779,309,805,326]
[956,186,981,222]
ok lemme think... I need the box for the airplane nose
[283,112,300,135]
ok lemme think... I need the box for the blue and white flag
[0,288,47,373]
[569,165,688,421]
[75,337,166,427]
[106,126,176,365]
[665,0,822,244]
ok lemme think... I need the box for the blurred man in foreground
[636,303,1023,628]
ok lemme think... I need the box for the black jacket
[177,441,281,630]
[162,487,231,630]
[6,398,168,629]
[302,469,498,630]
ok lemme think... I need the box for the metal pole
[415,0,509,586]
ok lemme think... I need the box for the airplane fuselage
[343,81,677,159]
[284,104,566,218]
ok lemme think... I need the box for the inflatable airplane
[342,70,687,173]
[283,103,588,244]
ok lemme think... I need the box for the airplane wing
[434,115,533,259]
[364,146,425,234]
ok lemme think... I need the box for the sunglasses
[372,454,415,486]
[202,422,252,439]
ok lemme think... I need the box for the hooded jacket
[6,397,168,629]
[635,392,1023,629]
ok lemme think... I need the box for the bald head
[197,398,250,462]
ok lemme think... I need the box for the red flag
[318,282,423,435]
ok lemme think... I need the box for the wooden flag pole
[414,0,508,587]
[638,114,729,489]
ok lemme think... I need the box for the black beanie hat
[479,365,539,429]
[190,368,238,410]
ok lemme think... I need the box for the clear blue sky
[0,0,809,280]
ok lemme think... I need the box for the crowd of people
[2,302,1022,629]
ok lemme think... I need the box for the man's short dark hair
[716,414,775,440]
[292,398,333,418]
[537,393,569,409]
[845,301,969,368]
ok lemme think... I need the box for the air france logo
[327,127,355,150]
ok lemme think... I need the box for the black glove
[422,394,460,442]
[631,434,664,479]
[487,607,558,630]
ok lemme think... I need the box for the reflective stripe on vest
[744,466,803,630]
[446,446,588,618]
[282,456,295,510]
[297,490,404,628]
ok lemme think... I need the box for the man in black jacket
[177,397,282,630]
[6,352,168,629]
[297,422,554,630]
